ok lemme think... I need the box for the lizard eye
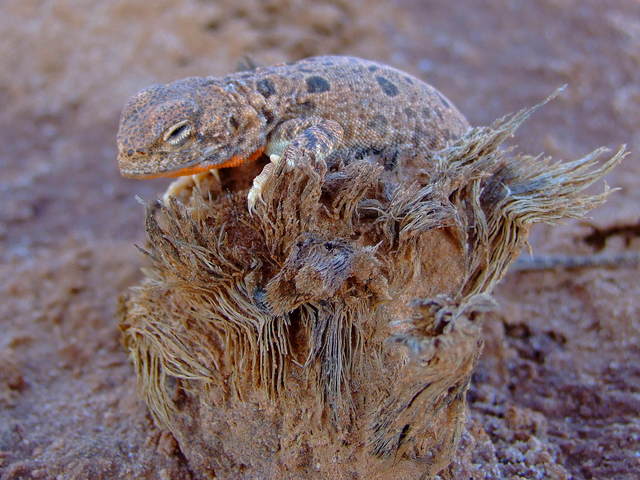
[163,120,192,146]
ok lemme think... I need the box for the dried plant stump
[118,95,624,480]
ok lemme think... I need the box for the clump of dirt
[118,99,622,478]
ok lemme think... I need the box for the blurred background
[1,1,639,478]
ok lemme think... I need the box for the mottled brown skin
[116,56,469,179]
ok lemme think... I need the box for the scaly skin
[116,55,469,180]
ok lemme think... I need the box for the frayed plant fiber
[118,94,624,479]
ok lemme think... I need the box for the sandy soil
[1,0,638,478]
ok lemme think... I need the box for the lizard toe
[247,155,280,214]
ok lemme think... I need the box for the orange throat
[154,147,265,179]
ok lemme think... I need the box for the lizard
[116,55,639,271]
[116,55,469,206]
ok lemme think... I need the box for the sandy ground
[1,0,639,478]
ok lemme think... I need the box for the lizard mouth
[126,163,219,179]
[119,146,266,179]
[118,147,214,179]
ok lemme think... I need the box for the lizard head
[117,77,264,178]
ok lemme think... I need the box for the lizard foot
[246,118,342,215]
[163,170,221,205]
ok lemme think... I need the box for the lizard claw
[247,154,280,215]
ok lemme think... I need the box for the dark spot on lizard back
[367,114,388,132]
[306,76,331,93]
[376,76,399,97]
[299,67,314,73]
[404,107,416,118]
[368,65,378,72]
[403,75,414,84]
[256,78,276,99]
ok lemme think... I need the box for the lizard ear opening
[163,120,192,146]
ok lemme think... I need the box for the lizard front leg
[248,116,344,213]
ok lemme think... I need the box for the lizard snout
[117,148,154,178]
